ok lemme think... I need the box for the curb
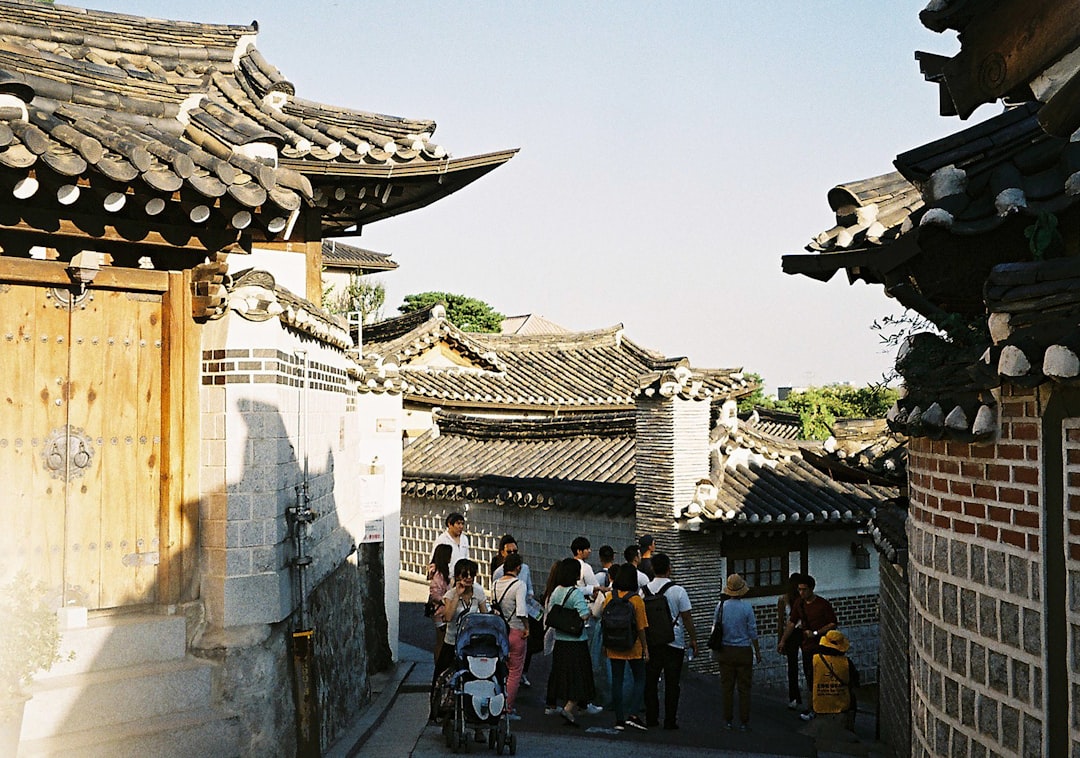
[324,659,417,758]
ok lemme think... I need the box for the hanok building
[0,2,511,755]
[366,305,897,687]
[783,2,1080,755]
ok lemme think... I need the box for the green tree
[736,373,776,414]
[775,384,898,441]
[323,273,386,324]
[399,291,504,333]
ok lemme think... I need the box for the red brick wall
[907,386,1045,757]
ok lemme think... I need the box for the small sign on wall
[376,417,397,433]
[358,474,384,544]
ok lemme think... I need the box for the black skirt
[547,639,595,705]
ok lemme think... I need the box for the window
[723,534,807,597]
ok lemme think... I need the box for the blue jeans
[610,657,645,722]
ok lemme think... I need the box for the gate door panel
[1,281,163,609]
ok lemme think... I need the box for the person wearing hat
[711,573,762,731]
[811,630,859,730]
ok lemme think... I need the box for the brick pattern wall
[400,496,633,595]
[907,386,1045,757]
[202,348,349,392]
[878,559,911,758]
[1065,419,1080,758]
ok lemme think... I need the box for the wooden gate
[0,271,164,609]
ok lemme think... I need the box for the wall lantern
[851,541,871,570]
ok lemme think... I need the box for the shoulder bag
[707,597,727,652]
[545,588,585,636]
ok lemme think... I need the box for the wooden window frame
[722,534,807,598]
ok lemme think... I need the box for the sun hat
[819,630,850,653]
[723,573,749,597]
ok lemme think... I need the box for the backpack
[642,581,676,647]
[601,591,638,651]
[492,579,519,631]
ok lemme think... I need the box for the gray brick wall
[878,558,911,758]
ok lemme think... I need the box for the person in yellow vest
[811,630,859,730]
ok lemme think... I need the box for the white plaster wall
[243,248,307,298]
[354,391,404,659]
[804,531,879,597]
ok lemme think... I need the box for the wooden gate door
[0,278,163,609]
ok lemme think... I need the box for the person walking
[778,572,804,710]
[600,564,650,731]
[544,558,594,726]
[777,573,838,721]
[434,512,470,576]
[810,630,859,730]
[712,573,761,732]
[643,553,697,730]
[426,543,453,719]
[493,553,529,719]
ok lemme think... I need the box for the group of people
[423,513,857,735]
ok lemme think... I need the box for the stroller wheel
[508,734,517,755]
[488,729,496,748]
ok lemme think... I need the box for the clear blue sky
[93,1,983,392]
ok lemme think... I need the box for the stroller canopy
[455,612,510,659]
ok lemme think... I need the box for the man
[777,573,838,721]
[638,535,656,581]
[434,512,469,577]
[643,553,697,730]
[594,545,616,588]
[623,544,650,590]
[571,536,600,598]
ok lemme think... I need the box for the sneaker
[725,722,734,730]
[584,703,603,715]
[544,706,560,716]
[788,700,801,710]
[625,716,648,731]
[738,724,750,732]
[560,708,577,726]
[799,711,816,722]
[520,675,531,687]
[614,722,626,731]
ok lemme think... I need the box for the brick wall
[907,386,1045,757]
[400,496,634,595]
[878,559,910,758]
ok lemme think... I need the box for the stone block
[987,549,1007,591]
[1001,704,1019,752]
[934,534,948,572]
[961,588,978,629]
[227,493,253,521]
[1012,658,1031,703]
[961,685,976,727]
[1009,554,1030,598]
[977,692,998,738]
[223,572,288,627]
[951,540,969,579]
[1023,713,1042,757]
[1024,607,1043,656]
[942,583,958,625]
[226,547,253,577]
[944,676,959,718]
[950,633,967,676]
[971,642,986,684]
[987,650,1008,693]
[979,594,998,639]
[971,544,986,584]
[1000,601,1019,647]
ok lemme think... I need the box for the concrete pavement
[330,580,892,758]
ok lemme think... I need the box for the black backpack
[642,581,676,647]
[601,591,638,651]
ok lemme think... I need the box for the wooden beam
[940,0,1080,118]
[0,256,169,291]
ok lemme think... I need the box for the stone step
[21,657,215,741]
[17,706,240,758]
[39,614,187,679]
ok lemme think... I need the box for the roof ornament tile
[994,187,1027,216]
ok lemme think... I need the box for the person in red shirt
[776,574,838,720]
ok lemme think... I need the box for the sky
[91,1,983,393]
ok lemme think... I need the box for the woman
[493,553,529,718]
[778,572,804,710]
[436,559,488,678]
[599,563,650,731]
[712,573,761,731]
[544,557,594,725]
[428,544,453,667]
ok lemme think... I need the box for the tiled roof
[500,314,570,335]
[322,240,397,272]
[742,407,803,440]
[361,308,755,409]
[0,1,514,248]
[676,420,893,531]
[227,268,351,349]
[807,172,922,254]
[402,410,636,516]
[869,499,908,567]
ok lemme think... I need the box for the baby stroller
[436,612,517,754]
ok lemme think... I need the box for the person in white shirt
[433,512,469,576]
[492,537,543,688]
[643,553,697,730]
[571,536,600,598]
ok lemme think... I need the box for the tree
[323,273,386,324]
[399,291,504,333]
[736,372,775,414]
[774,384,898,441]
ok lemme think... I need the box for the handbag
[545,588,585,636]
[423,599,438,618]
[707,598,727,651]
[526,616,545,654]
